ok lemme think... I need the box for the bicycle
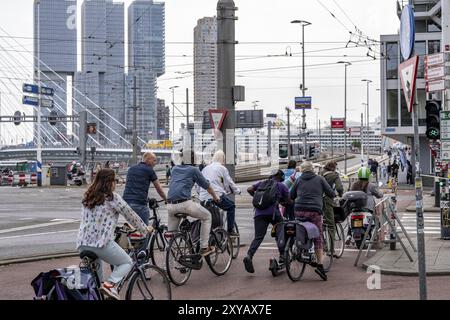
[283,219,334,282]
[164,204,233,286]
[193,194,241,260]
[147,199,169,269]
[80,225,172,300]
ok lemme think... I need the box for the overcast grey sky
[0,0,400,143]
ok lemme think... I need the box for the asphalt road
[0,154,383,261]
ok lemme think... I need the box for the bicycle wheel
[322,226,334,272]
[148,225,168,269]
[284,237,306,282]
[125,264,172,300]
[333,222,345,259]
[231,223,240,259]
[206,228,232,276]
[165,233,192,286]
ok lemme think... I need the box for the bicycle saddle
[174,213,189,218]
[79,251,98,261]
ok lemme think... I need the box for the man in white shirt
[198,150,241,236]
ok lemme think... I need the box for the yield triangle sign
[209,109,227,130]
[399,56,419,113]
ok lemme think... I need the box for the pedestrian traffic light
[425,100,441,140]
[48,111,58,126]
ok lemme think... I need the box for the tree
[352,140,361,149]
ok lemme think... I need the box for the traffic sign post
[22,96,39,107]
[400,2,426,300]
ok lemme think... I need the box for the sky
[0,0,401,144]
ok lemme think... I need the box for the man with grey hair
[199,150,241,236]
[290,161,336,281]
[123,152,167,225]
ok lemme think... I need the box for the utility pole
[169,85,178,161]
[361,112,364,166]
[286,107,291,160]
[217,0,237,183]
[443,0,450,112]
[318,119,321,153]
[330,116,334,157]
[362,79,372,163]
[79,111,87,166]
[36,0,42,166]
[131,75,138,166]
[291,20,311,160]
[186,88,191,149]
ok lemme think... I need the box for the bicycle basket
[333,206,347,223]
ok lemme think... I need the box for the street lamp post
[362,79,372,164]
[36,0,42,166]
[338,61,351,174]
[169,85,179,160]
[313,106,319,153]
[291,19,311,159]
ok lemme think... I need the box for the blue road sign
[23,83,39,94]
[40,86,54,96]
[22,96,39,106]
[295,96,312,109]
[400,5,415,61]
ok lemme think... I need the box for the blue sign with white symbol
[400,5,415,61]
[22,96,39,106]
[23,83,39,94]
[295,96,312,109]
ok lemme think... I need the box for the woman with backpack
[76,168,152,300]
[290,161,336,281]
[243,169,291,273]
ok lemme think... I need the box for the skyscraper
[127,0,165,141]
[157,99,170,140]
[76,0,126,147]
[194,17,217,122]
[33,0,77,145]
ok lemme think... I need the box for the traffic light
[13,111,21,126]
[48,111,58,126]
[425,100,441,140]
[308,145,316,159]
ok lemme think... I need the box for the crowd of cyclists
[75,149,385,299]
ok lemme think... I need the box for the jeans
[215,195,236,232]
[247,214,283,258]
[78,240,133,284]
[127,202,150,225]
[167,200,212,248]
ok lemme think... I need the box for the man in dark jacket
[291,161,336,281]
[321,161,343,257]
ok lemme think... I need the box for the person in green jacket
[321,160,344,257]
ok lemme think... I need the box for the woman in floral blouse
[76,168,151,300]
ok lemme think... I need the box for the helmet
[357,167,371,180]
[76,162,81,166]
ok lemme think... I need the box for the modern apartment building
[76,0,126,147]
[157,99,170,139]
[380,0,441,180]
[127,0,165,141]
[193,17,218,122]
[33,0,77,145]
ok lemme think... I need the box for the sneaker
[345,235,352,245]
[314,265,328,281]
[100,282,120,300]
[199,246,215,256]
[243,255,255,273]
[278,255,285,265]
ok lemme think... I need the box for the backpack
[31,267,99,300]
[201,200,223,229]
[252,179,279,210]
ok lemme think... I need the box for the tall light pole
[169,85,179,160]
[362,79,372,164]
[313,106,319,150]
[338,61,351,174]
[36,0,42,165]
[291,19,311,159]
